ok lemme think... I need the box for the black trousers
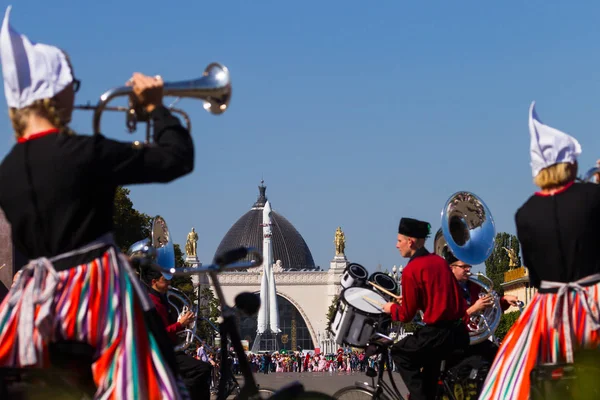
[466,339,498,364]
[445,339,498,384]
[391,322,469,400]
[175,353,212,399]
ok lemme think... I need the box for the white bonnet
[0,5,73,109]
[529,101,581,177]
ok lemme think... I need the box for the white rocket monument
[254,200,280,351]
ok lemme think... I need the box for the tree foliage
[197,287,221,345]
[495,311,520,342]
[113,187,192,291]
[113,187,152,252]
[170,244,194,297]
[484,232,521,296]
[325,295,339,335]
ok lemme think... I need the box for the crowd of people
[190,345,390,375]
[242,349,381,374]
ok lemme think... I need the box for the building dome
[214,182,317,270]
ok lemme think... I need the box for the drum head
[342,287,387,315]
[369,272,398,294]
[346,263,368,280]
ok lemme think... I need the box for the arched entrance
[239,294,314,351]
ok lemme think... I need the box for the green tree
[495,311,520,342]
[170,244,193,297]
[113,187,152,252]
[484,232,521,296]
[325,295,339,335]
[197,287,221,345]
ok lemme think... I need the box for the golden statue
[334,227,346,256]
[186,227,198,257]
[503,247,519,269]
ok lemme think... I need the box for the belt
[539,273,600,363]
[6,233,152,366]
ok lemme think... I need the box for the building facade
[501,266,536,312]
[207,182,347,353]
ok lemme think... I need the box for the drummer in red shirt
[383,217,469,400]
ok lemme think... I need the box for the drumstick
[362,296,385,308]
[368,281,401,300]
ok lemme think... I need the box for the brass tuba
[167,286,202,352]
[435,191,502,345]
[128,215,200,351]
[75,62,231,142]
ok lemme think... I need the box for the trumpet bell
[163,62,231,115]
[440,191,496,265]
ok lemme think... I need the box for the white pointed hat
[0,5,73,109]
[528,101,581,177]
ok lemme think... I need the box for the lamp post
[392,264,403,293]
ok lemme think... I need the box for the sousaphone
[128,216,199,351]
[435,191,501,345]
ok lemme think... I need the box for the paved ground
[224,371,409,398]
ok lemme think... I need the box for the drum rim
[368,271,399,292]
[340,287,387,317]
[346,263,369,279]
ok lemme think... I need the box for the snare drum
[368,272,399,300]
[330,287,387,348]
[340,263,369,289]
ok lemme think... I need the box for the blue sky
[0,1,599,274]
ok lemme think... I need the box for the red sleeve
[167,321,183,334]
[500,297,510,311]
[148,292,184,342]
[165,321,182,342]
[392,268,419,322]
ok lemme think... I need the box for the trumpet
[74,62,231,142]
[75,103,191,134]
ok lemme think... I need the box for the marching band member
[140,267,212,399]
[0,6,192,399]
[383,217,469,400]
[479,102,600,399]
[443,248,519,362]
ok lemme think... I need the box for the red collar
[17,128,60,143]
[535,180,575,197]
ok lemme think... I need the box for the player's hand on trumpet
[126,73,164,114]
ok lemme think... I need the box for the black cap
[442,247,459,265]
[398,217,431,239]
